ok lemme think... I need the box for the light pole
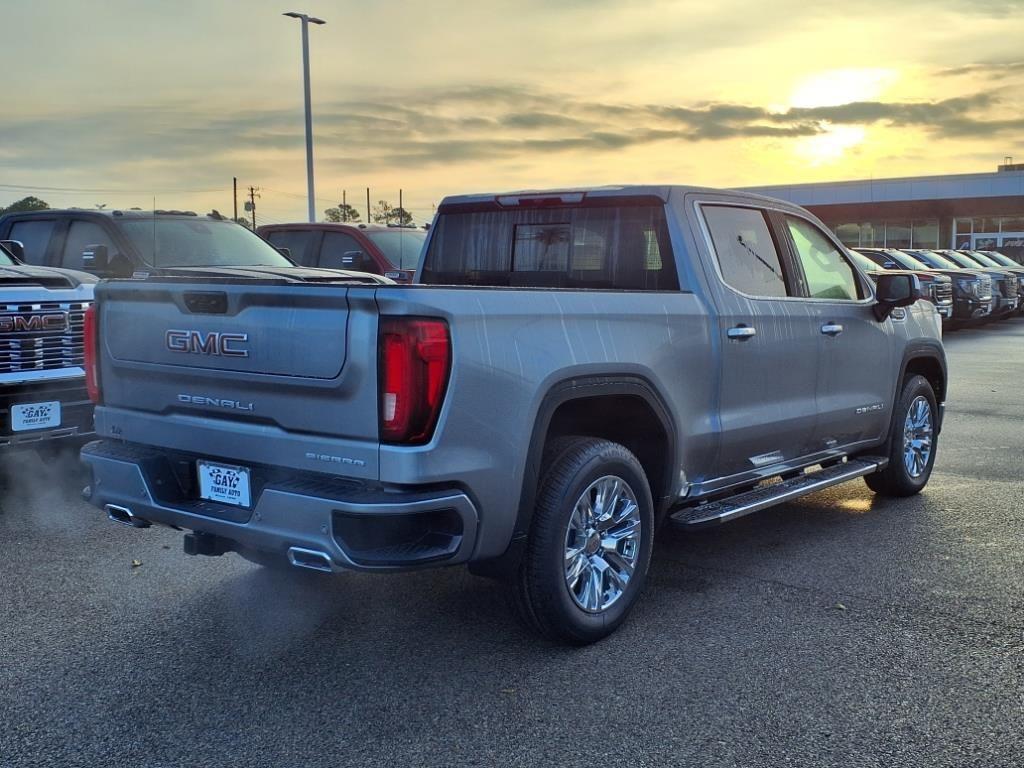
[283,11,325,223]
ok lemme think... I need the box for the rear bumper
[81,440,480,572]
[0,377,94,447]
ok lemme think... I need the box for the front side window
[703,206,788,298]
[61,220,117,269]
[320,232,366,270]
[786,216,861,301]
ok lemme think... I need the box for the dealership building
[742,162,1024,262]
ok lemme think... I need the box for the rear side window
[264,230,316,265]
[786,216,862,301]
[421,204,677,290]
[7,220,56,265]
[703,205,788,298]
[61,220,117,269]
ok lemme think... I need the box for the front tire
[513,437,654,645]
[865,374,938,497]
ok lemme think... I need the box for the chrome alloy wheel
[902,395,934,478]
[563,475,642,613]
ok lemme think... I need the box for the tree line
[323,200,414,226]
[0,194,419,228]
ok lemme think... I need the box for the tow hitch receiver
[183,531,231,557]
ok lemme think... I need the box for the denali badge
[166,329,249,357]
[177,394,254,412]
[0,312,68,333]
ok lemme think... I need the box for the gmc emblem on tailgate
[0,312,68,333]
[166,329,249,358]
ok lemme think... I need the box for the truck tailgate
[95,279,380,442]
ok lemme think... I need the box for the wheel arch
[470,374,678,579]
[897,342,947,431]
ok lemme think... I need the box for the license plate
[197,461,252,508]
[11,401,61,432]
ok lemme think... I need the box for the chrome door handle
[821,323,844,336]
[727,325,757,340]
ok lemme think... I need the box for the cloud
[0,84,1019,185]
[937,60,1024,79]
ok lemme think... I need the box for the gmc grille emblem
[166,329,249,358]
[0,312,69,333]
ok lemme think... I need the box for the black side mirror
[82,244,109,272]
[276,246,292,260]
[0,239,25,262]
[341,250,372,271]
[873,273,923,321]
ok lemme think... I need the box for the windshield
[985,251,1021,267]
[963,251,1001,268]
[365,229,426,270]
[912,250,961,270]
[849,251,878,272]
[0,246,16,266]
[884,250,928,270]
[941,250,984,269]
[115,218,294,268]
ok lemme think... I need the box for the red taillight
[84,305,101,404]
[379,317,450,444]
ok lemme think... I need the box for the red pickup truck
[257,223,426,282]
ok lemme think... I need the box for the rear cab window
[421,200,678,290]
[702,205,791,298]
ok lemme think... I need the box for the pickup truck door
[781,214,893,450]
[695,202,822,482]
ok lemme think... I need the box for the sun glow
[789,68,894,165]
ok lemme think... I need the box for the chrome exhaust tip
[287,547,334,573]
[105,504,151,529]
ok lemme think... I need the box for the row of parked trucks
[0,185,982,641]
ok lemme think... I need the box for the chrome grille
[977,275,992,301]
[930,281,953,305]
[1003,274,1018,299]
[0,302,89,375]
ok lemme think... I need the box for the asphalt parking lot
[2,319,1023,768]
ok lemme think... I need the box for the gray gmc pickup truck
[81,186,946,643]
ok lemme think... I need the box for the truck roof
[256,223,416,233]
[438,184,794,210]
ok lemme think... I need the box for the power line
[0,182,228,195]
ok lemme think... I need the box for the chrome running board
[670,457,887,529]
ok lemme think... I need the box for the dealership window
[831,220,935,248]
[884,222,911,249]
[834,223,860,247]
[911,220,939,249]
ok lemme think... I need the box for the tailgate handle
[184,291,228,314]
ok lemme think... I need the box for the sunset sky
[3,0,1023,224]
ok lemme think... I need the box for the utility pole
[233,177,238,222]
[283,11,325,223]
[366,187,371,223]
[399,189,403,226]
[247,186,260,230]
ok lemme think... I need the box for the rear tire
[512,437,654,645]
[865,374,938,497]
